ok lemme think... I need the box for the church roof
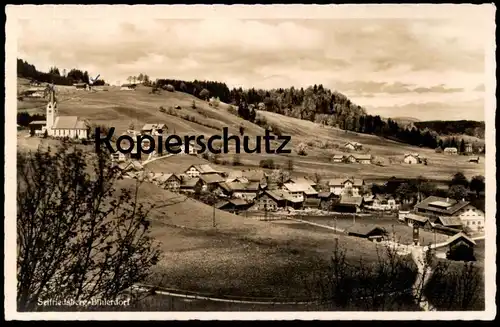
[53,116,87,130]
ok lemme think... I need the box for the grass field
[299,215,449,245]
[17,78,485,181]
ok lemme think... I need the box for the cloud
[365,98,484,121]
[15,12,490,121]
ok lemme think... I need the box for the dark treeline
[155,79,231,102]
[17,59,106,86]
[414,120,485,139]
[154,77,482,151]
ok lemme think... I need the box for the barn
[346,225,387,242]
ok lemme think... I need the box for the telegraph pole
[212,203,216,228]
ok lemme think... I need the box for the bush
[296,143,308,156]
[259,159,275,169]
[227,105,237,115]
[435,147,443,153]
[159,106,166,113]
[191,101,196,109]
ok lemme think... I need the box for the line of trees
[17,59,106,86]
[153,76,482,151]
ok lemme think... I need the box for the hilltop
[17,78,484,181]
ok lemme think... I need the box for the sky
[15,6,493,121]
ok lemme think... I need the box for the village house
[404,213,433,230]
[215,198,253,214]
[199,174,226,192]
[355,154,372,164]
[115,161,144,179]
[156,173,182,192]
[332,195,363,213]
[111,152,127,163]
[141,123,166,136]
[303,198,321,210]
[226,170,268,188]
[120,84,136,91]
[364,194,399,211]
[444,147,458,155]
[184,164,223,178]
[345,225,387,242]
[332,154,345,163]
[179,177,203,194]
[281,181,318,202]
[28,120,47,136]
[216,181,261,201]
[317,192,339,211]
[465,143,473,154]
[403,153,420,164]
[434,216,463,230]
[252,190,286,211]
[414,196,485,232]
[469,156,480,164]
[328,178,364,196]
[445,232,477,261]
[344,142,362,151]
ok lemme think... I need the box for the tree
[137,73,144,83]
[469,175,485,197]
[287,159,294,172]
[17,144,163,311]
[451,172,469,188]
[395,183,414,203]
[295,142,308,156]
[459,139,466,154]
[270,169,290,186]
[199,88,210,100]
[448,185,469,200]
[211,97,220,108]
[191,100,196,109]
[127,76,132,84]
[239,125,245,136]
[143,74,150,86]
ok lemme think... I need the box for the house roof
[415,196,470,215]
[346,225,386,236]
[340,195,363,206]
[328,178,364,187]
[436,216,463,227]
[215,198,251,209]
[227,169,266,182]
[469,157,480,161]
[117,161,143,171]
[261,190,285,202]
[200,174,225,184]
[181,177,201,187]
[283,182,317,195]
[332,154,344,159]
[53,116,87,130]
[353,154,372,160]
[344,142,361,147]
[291,177,317,186]
[29,120,47,125]
[405,213,429,223]
[444,147,458,152]
[447,232,476,247]
[318,192,334,199]
[404,153,419,159]
[304,198,321,206]
[156,173,180,184]
[142,123,165,131]
[188,164,221,174]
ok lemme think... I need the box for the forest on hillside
[414,121,485,139]
[17,59,106,86]
[156,78,484,153]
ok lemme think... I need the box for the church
[43,86,89,139]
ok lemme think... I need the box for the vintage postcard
[4,4,497,320]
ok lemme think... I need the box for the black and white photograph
[4,4,496,320]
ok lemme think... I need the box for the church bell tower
[46,85,57,133]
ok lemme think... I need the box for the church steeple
[46,85,57,131]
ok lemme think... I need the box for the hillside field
[17,78,485,181]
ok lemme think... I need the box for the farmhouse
[469,156,480,164]
[333,195,363,213]
[120,84,137,91]
[446,232,477,261]
[282,181,318,202]
[227,170,268,187]
[403,153,419,164]
[116,161,144,178]
[185,164,222,178]
[328,178,364,196]
[179,177,203,194]
[303,198,321,210]
[346,225,387,242]
[355,154,372,164]
[199,174,226,192]
[28,120,47,136]
[253,190,287,211]
[344,142,362,151]
[332,154,344,163]
[465,143,473,154]
[141,123,166,135]
[156,173,182,192]
[365,194,399,211]
[404,213,432,230]
[317,192,339,211]
[215,198,253,213]
[434,216,463,230]
[220,181,260,201]
[444,147,458,155]
[414,196,485,232]
[182,140,201,155]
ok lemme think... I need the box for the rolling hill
[17,78,485,181]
